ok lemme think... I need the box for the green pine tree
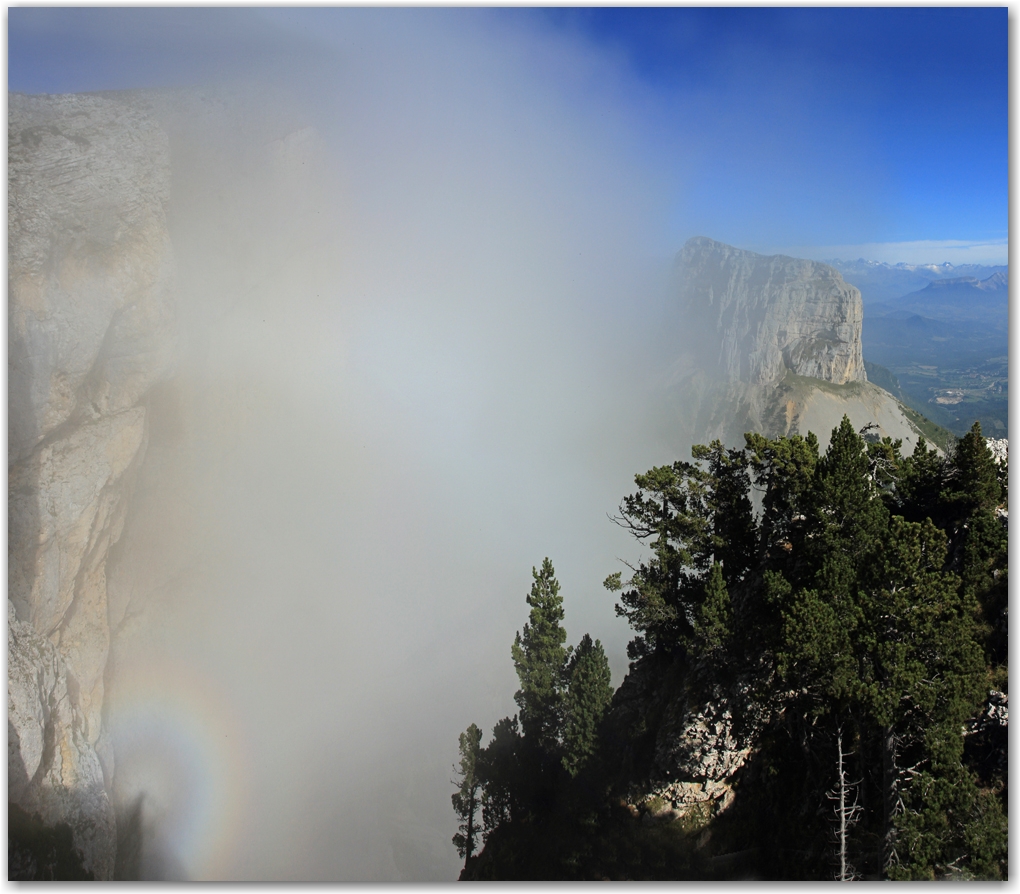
[769,420,998,878]
[452,723,483,862]
[945,422,1001,517]
[861,517,986,874]
[744,429,819,568]
[896,436,947,525]
[942,423,1008,669]
[808,416,889,562]
[610,461,710,657]
[477,716,525,837]
[460,419,1006,880]
[692,441,756,586]
[611,443,760,659]
[561,634,613,777]
[694,562,731,656]
[779,418,887,708]
[511,558,570,751]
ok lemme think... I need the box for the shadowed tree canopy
[561,633,613,777]
[455,416,1007,881]
[451,723,482,863]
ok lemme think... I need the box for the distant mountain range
[869,271,1008,327]
[828,258,1008,306]
[840,260,1009,439]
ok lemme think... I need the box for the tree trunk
[881,725,898,878]
[471,788,479,859]
[837,729,849,881]
[830,726,860,881]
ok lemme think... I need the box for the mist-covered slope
[7,61,677,879]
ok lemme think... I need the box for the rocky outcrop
[648,676,768,819]
[986,438,1008,467]
[677,237,866,388]
[611,655,773,826]
[8,91,176,879]
[8,604,113,877]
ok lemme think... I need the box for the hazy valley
[832,260,1009,439]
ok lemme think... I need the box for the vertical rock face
[8,92,176,879]
[677,236,866,387]
[665,237,933,453]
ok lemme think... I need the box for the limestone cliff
[8,92,177,879]
[677,236,866,387]
[8,85,332,878]
[667,237,933,452]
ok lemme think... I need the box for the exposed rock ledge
[613,656,773,828]
[8,91,176,878]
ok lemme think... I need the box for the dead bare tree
[827,726,863,881]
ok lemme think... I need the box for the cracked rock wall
[8,91,176,879]
[676,236,866,387]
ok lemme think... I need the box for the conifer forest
[452,419,1008,880]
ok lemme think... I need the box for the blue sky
[526,7,1007,263]
[8,7,1007,265]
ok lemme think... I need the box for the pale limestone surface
[9,92,176,463]
[677,236,866,388]
[645,671,773,822]
[8,603,116,878]
[609,651,772,825]
[9,409,146,637]
[8,91,176,878]
[986,438,1008,467]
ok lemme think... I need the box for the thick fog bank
[100,13,692,881]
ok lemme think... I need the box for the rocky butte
[612,237,950,831]
[666,236,937,452]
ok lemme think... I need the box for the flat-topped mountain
[666,237,944,451]
[927,271,1008,291]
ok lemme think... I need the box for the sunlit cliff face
[100,12,687,880]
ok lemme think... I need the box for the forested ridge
[452,418,1008,880]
